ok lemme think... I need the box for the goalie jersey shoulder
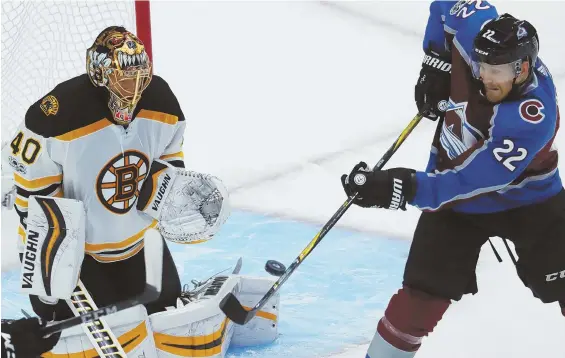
[24,74,110,138]
[24,74,184,139]
[136,75,186,123]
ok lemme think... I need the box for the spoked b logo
[96,150,149,214]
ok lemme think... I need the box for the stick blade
[219,292,254,325]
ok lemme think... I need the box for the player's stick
[220,112,424,325]
[41,229,164,337]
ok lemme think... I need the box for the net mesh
[1,1,138,145]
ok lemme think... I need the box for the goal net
[1,0,152,146]
[1,0,152,204]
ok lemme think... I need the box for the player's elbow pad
[137,160,231,244]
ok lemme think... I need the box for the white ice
[2,1,564,357]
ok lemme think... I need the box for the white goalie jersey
[10,74,187,262]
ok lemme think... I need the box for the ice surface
[1,1,564,357]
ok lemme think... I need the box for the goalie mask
[87,26,152,124]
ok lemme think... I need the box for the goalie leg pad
[48,304,158,357]
[20,196,85,300]
[149,274,280,356]
[231,276,279,347]
[149,275,240,357]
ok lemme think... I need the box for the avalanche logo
[439,99,485,160]
[519,99,545,123]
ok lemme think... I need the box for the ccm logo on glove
[546,269,565,282]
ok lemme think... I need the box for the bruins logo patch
[40,95,59,116]
[96,150,149,214]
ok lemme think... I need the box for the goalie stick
[41,229,164,337]
[220,112,424,325]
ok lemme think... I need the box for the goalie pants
[29,237,181,321]
[403,188,565,303]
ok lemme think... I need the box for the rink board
[1,210,409,357]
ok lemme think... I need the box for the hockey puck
[265,260,286,277]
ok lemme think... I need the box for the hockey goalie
[4,26,280,357]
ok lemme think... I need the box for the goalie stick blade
[219,292,254,325]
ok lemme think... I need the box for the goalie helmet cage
[0,0,153,148]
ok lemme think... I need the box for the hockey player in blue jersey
[341,1,564,357]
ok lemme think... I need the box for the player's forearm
[411,144,532,211]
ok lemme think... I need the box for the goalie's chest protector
[28,75,184,262]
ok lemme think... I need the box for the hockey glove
[137,160,231,244]
[340,162,416,210]
[415,46,451,121]
[1,317,61,357]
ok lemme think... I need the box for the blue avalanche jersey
[411,0,562,213]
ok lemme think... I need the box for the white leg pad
[148,274,280,357]
[231,275,279,347]
[47,305,158,357]
[149,275,240,357]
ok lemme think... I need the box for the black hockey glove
[340,162,416,210]
[415,46,451,121]
[1,317,61,357]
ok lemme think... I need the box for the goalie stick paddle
[41,229,164,336]
[220,112,424,325]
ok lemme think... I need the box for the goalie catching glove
[137,160,231,243]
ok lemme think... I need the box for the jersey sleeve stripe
[14,173,62,190]
[159,151,184,160]
[15,196,28,209]
[16,183,60,198]
[55,118,113,141]
[137,109,178,125]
